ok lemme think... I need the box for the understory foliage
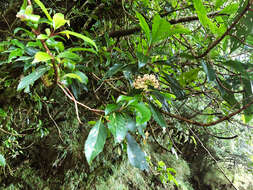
[0,0,253,189]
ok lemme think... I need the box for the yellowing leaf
[63,73,82,82]
[60,30,97,50]
[33,52,52,63]
[53,13,69,30]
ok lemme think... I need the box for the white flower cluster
[133,74,159,90]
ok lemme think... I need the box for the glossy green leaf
[34,0,52,21]
[126,116,136,132]
[132,103,151,125]
[60,30,97,50]
[63,73,82,82]
[37,34,48,40]
[149,103,167,128]
[20,0,27,10]
[84,119,107,165]
[126,133,149,171]
[53,13,69,30]
[116,95,138,105]
[136,12,151,43]
[105,104,119,115]
[108,113,128,143]
[33,52,52,63]
[11,39,24,49]
[0,154,6,167]
[74,71,88,84]
[46,38,64,52]
[25,14,41,24]
[102,64,125,80]
[25,5,33,15]
[8,48,24,63]
[14,27,35,38]
[57,51,81,61]
[68,47,97,54]
[17,65,50,91]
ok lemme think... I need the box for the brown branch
[195,0,252,58]
[108,11,227,38]
[161,99,253,127]
[58,83,105,114]
[203,128,238,140]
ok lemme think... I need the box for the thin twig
[161,98,253,127]
[46,106,64,143]
[58,83,105,114]
[61,84,82,124]
[195,0,252,58]
[0,125,25,137]
[174,108,238,190]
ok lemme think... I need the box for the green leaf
[17,65,50,91]
[193,0,219,35]
[126,133,149,171]
[37,34,48,40]
[0,154,6,167]
[20,0,27,10]
[25,14,41,24]
[34,0,52,21]
[11,39,24,49]
[151,14,171,44]
[105,104,119,115]
[242,79,253,123]
[57,51,81,62]
[84,119,107,165]
[132,103,151,125]
[0,108,7,117]
[63,73,82,82]
[169,24,191,35]
[102,64,125,80]
[162,72,186,100]
[25,5,33,15]
[220,3,239,14]
[108,113,128,143]
[33,52,52,63]
[117,95,134,103]
[136,12,151,43]
[179,68,201,86]
[46,38,64,52]
[201,61,216,82]
[74,71,88,84]
[126,116,136,132]
[8,48,24,63]
[53,13,69,30]
[60,30,97,51]
[215,0,226,8]
[68,47,97,54]
[14,27,35,38]
[149,103,167,128]
[216,77,239,107]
